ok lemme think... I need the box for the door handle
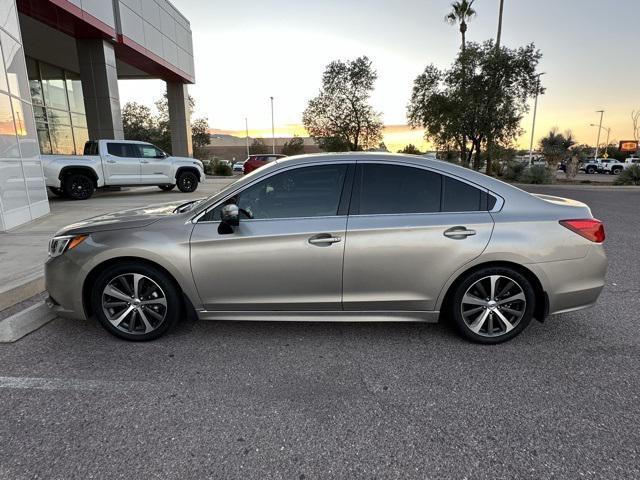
[140,160,150,164]
[106,159,116,163]
[443,226,477,239]
[308,234,342,246]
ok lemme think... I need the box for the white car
[43,140,205,200]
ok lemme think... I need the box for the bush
[614,164,640,186]
[213,160,232,176]
[519,164,553,184]
[502,161,526,181]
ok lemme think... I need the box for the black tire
[91,262,181,341]
[611,167,622,175]
[158,184,176,191]
[62,173,94,200]
[450,266,536,344]
[586,166,596,174]
[176,171,198,193]
[48,186,66,198]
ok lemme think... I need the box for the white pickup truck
[42,139,205,200]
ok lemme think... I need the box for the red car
[243,154,287,174]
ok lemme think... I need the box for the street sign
[619,140,639,152]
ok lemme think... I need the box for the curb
[0,301,56,343]
[0,273,44,312]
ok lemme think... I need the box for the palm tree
[445,0,477,51]
[540,128,576,173]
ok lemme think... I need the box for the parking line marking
[0,376,152,392]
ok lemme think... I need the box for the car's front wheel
[91,263,181,341]
[176,171,198,193]
[450,267,535,344]
[611,167,622,175]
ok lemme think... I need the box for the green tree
[407,41,543,170]
[303,56,383,151]
[191,118,210,148]
[316,136,351,152]
[250,138,269,154]
[154,91,196,154]
[281,136,304,156]
[122,102,158,143]
[398,144,422,155]
[539,128,575,173]
[445,0,477,52]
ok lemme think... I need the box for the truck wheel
[158,184,175,192]
[586,166,596,174]
[63,173,94,200]
[611,167,622,175]
[48,187,66,198]
[176,171,198,193]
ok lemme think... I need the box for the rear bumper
[529,244,607,316]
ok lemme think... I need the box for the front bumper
[45,254,88,320]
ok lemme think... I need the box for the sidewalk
[0,178,236,308]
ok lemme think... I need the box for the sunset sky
[119,0,640,153]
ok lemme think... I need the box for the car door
[103,142,140,185]
[137,144,172,184]
[342,162,495,312]
[190,162,354,311]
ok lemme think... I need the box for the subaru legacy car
[45,153,607,344]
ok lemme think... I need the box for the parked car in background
[232,161,245,172]
[624,157,640,170]
[42,140,205,200]
[45,153,607,345]
[579,158,604,174]
[243,154,287,174]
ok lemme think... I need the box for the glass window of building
[26,57,87,155]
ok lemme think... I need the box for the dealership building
[0,0,194,231]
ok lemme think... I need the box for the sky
[119,0,640,152]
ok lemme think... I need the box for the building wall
[0,0,48,231]
[116,0,194,81]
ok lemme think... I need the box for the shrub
[519,164,553,184]
[614,164,640,186]
[502,161,526,181]
[213,160,232,176]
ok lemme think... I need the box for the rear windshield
[84,141,99,155]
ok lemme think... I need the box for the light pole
[496,0,505,48]
[528,72,545,164]
[590,123,611,156]
[594,110,604,160]
[245,117,250,158]
[270,96,275,155]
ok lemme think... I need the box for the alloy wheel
[460,275,526,338]
[101,273,167,335]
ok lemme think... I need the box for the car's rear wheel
[450,267,535,344]
[91,263,181,341]
[48,186,66,198]
[158,184,175,191]
[586,166,596,174]
[176,171,198,193]
[63,173,94,200]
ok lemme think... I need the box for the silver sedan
[45,153,607,344]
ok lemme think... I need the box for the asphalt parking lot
[1,185,639,479]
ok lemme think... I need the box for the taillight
[559,219,605,243]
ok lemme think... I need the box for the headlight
[48,234,88,257]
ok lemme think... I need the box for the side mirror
[220,203,239,227]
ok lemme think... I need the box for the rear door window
[354,164,442,215]
[442,176,485,212]
[107,142,137,158]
